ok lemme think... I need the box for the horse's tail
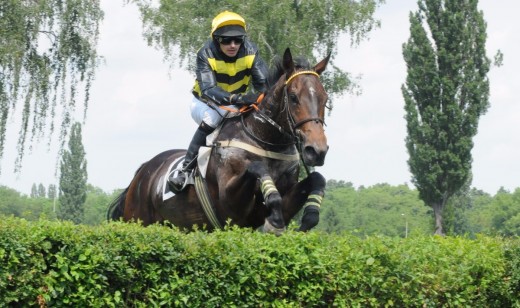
[106,186,129,221]
[107,164,146,222]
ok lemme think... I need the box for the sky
[1,0,518,196]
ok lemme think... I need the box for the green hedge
[1,216,519,307]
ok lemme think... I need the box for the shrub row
[1,216,519,307]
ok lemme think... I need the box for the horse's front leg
[281,171,326,232]
[247,161,285,234]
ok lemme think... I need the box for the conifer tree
[58,122,88,223]
[402,0,490,235]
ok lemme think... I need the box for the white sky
[1,0,518,196]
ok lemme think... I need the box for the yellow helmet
[211,11,246,37]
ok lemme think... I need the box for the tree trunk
[432,202,445,236]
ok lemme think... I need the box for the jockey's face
[220,42,240,57]
[217,36,243,58]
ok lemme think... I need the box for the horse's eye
[288,93,299,104]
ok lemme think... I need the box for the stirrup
[168,169,189,193]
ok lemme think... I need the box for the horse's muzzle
[297,124,328,166]
[303,144,328,166]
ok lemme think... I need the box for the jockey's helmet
[211,11,246,38]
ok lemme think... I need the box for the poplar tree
[48,184,57,200]
[30,184,38,198]
[0,0,102,172]
[38,183,46,198]
[402,0,490,235]
[58,122,87,223]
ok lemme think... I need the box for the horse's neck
[264,80,292,125]
[242,85,293,146]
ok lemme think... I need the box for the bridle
[284,70,325,132]
[242,70,326,147]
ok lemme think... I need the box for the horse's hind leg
[282,172,326,232]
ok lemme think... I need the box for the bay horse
[107,48,329,234]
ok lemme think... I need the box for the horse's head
[280,48,330,166]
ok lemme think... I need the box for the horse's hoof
[263,219,285,236]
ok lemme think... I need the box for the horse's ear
[283,48,295,77]
[314,52,331,75]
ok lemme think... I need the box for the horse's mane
[268,55,312,87]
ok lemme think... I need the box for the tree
[48,184,57,200]
[321,206,343,234]
[30,183,47,197]
[58,122,87,223]
[0,0,103,172]
[38,183,46,198]
[443,176,472,235]
[83,185,121,225]
[126,0,384,108]
[30,183,38,198]
[402,0,491,235]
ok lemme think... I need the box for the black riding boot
[168,122,214,191]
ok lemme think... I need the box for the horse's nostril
[303,145,328,166]
[304,147,318,163]
[304,146,317,157]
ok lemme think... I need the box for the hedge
[1,216,519,307]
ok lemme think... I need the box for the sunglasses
[216,36,245,45]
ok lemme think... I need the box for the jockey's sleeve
[251,52,270,93]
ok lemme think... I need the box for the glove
[231,93,261,106]
[242,92,261,104]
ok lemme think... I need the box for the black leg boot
[168,122,214,192]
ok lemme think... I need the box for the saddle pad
[161,146,213,201]
[162,156,185,201]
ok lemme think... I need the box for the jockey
[169,11,270,191]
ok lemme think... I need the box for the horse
[107,48,330,234]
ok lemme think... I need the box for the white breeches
[190,96,239,128]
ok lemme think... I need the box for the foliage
[472,188,520,237]
[318,182,433,237]
[58,122,87,223]
[402,0,491,235]
[0,186,56,220]
[0,218,518,306]
[83,185,122,225]
[0,0,103,172]
[2,180,520,236]
[0,184,121,225]
[126,0,385,108]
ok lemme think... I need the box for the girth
[215,140,300,161]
